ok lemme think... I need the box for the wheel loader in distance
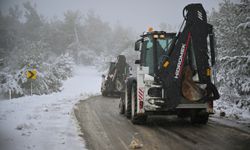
[101,55,130,97]
[119,3,220,124]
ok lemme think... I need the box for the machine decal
[174,32,191,79]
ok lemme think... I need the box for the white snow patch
[0,65,101,150]
[215,99,250,120]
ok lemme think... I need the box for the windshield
[158,38,173,51]
[143,38,154,75]
[142,36,173,75]
[157,38,173,65]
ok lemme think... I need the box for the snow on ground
[215,100,250,120]
[0,65,101,150]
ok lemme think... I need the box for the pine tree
[209,0,250,117]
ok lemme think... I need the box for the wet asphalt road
[74,96,250,150]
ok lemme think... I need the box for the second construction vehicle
[119,3,219,124]
[101,55,130,96]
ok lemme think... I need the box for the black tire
[131,83,147,124]
[102,91,107,97]
[119,100,125,114]
[125,86,132,118]
[199,112,209,124]
[190,109,209,124]
[119,94,125,114]
[177,110,189,118]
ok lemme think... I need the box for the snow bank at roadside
[0,65,101,150]
[214,99,250,121]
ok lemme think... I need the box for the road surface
[74,96,250,150]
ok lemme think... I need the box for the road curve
[74,96,250,150]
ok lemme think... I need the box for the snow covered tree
[52,53,75,80]
[82,11,112,55]
[209,0,250,118]
[0,71,23,97]
[0,1,137,99]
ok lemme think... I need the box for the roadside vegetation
[0,0,249,119]
[209,0,250,118]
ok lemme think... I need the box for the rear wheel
[131,83,147,124]
[102,91,107,96]
[125,86,131,118]
[119,93,125,114]
[177,109,189,118]
[190,109,209,124]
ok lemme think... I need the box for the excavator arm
[159,4,219,109]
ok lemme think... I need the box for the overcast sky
[0,0,231,32]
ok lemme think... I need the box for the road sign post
[31,81,33,96]
[26,70,37,96]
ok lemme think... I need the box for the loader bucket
[182,66,205,101]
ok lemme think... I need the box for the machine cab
[135,30,176,77]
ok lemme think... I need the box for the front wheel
[131,83,147,124]
[125,85,131,118]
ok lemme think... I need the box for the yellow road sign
[26,70,37,79]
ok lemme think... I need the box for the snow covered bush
[0,41,75,98]
[0,1,136,99]
[0,72,23,97]
[237,16,250,30]
[28,53,75,95]
[52,53,75,80]
[209,0,250,119]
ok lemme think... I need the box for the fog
[0,0,249,119]
[0,0,240,95]
[0,0,222,32]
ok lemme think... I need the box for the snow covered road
[75,96,250,150]
[0,66,101,150]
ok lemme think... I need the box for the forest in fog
[0,1,136,97]
[0,0,249,118]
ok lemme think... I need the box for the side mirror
[135,60,140,64]
[135,39,143,51]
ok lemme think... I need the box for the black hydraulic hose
[183,5,188,20]
[166,4,189,57]
[167,19,185,56]
[209,34,215,66]
[167,5,188,57]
